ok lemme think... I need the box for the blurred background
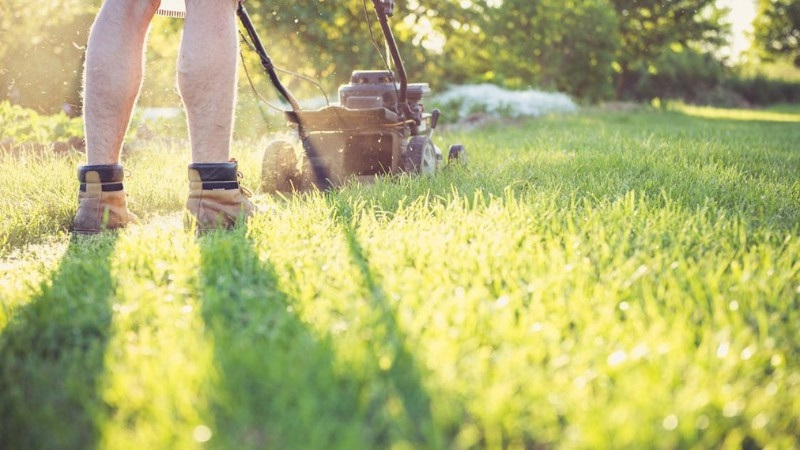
[1,0,799,116]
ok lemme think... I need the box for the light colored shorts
[156,0,186,17]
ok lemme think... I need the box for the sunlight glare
[406,15,446,54]
[716,0,757,61]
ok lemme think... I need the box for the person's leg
[180,0,255,232]
[178,0,239,163]
[84,0,160,165]
[75,0,158,233]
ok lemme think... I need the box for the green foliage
[408,0,620,101]
[754,0,800,67]
[608,0,730,99]
[0,101,84,142]
[0,0,795,112]
[633,47,729,104]
[715,49,800,106]
[725,74,800,104]
[471,0,619,101]
[415,0,731,101]
[0,0,100,113]
[1,107,800,448]
[748,59,800,82]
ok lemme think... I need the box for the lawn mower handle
[371,0,412,120]
[236,1,332,189]
[237,0,411,121]
[236,2,301,113]
[373,0,394,16]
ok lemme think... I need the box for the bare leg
[179,0,240,163]
[83,0,160,165]
[180,0,254,232]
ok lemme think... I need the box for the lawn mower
[235,0,466,192]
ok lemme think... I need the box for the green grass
[1,106,799,449]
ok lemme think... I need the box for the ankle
[78,164,125,192]
[188,160,239,189]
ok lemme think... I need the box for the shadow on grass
[198,230,360,448]
[332,200,439,447]
[0,234,118,449]
[198,224,437,449]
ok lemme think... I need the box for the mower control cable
[370,0,414,122]
[236,2,301,113]
[236,1,333,190]
[361,0,400,111]
[238,31,330,109]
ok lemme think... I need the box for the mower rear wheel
[448,144,467,165]
[403,136,436,175]
[262,140,302,193]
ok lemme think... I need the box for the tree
[608,0,729,99]
[754,0,800,66]
[412,0,620,101]
[486,0,620,101]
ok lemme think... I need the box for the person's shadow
[0,220,439,448]
[0,235,118,449]
[198,218,438,448]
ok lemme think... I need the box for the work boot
[73,164,139,234]
[185,159,256,232]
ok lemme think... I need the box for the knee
[125,0,161,22]
[93,0,160,31]
[145,0,161,16]
[115,0,161,23]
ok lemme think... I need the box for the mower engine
[339,70,429,123]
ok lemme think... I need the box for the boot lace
[237,171,253,198]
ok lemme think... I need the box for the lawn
[1,105,798,449]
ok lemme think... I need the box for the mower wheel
[404,136,437,175]
[448,144,467,165]
[261,140,301,193]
